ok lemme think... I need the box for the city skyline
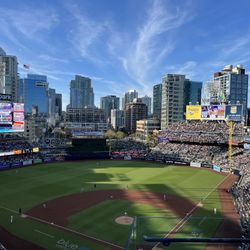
[1,0,250,109]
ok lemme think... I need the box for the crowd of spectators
[0,139,32,153]
[0,153,42,165]
[146,141,244,165]
[231,152,250,249]
[0,135,41,167]
[109,138,148,159]
[158,121,244,144]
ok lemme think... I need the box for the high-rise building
[161,74,203,129]
[48,88,62,125]
[110,109,124,130]
[121,97,125,110]
[212,65,248,117]
[141,95,152,116]
[153,83,162,120]
[161,74,186,129]
[70,75,94,108]
[247,108,250,126]
[18,74,49,115]
[100,95,119,122]
[0,47,18,101]
[125,98,147,132]
[123,90,138,110]
[0,48,6,56]
[55,93,62,117]
[184,80,202,105]
[0,63,5,94]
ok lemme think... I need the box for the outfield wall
[0,157,57,171]
[0,154,233,178]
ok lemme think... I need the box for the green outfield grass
[0,160,227,250]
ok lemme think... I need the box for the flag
[23,64,30,69]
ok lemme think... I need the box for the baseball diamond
[0,160,242,249]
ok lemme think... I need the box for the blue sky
[1,0,250,109]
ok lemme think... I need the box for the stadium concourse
[0,120,249,249]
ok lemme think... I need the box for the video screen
[201,105,225,120]
[0,103,24,133]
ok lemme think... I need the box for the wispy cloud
[164,61,198,79]
[120,0,193,92]
[38,54,69,64]
[64,3,111,65]
[220,35,250,57]
[0,7,58,41]
[211,34,250,68]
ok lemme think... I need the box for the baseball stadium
[0,105,250,250]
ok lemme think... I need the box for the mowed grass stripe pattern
[68,200,177,246]
[0,160,225,249]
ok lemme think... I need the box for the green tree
[105,129,117,139]
[116,131,126,139]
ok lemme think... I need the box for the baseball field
[0,160,240,250]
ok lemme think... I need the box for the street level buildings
[66,106,106,123]
[136,119,160,140]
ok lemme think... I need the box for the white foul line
[152,174,231,249]
[0,204,123,249]
[34,229,54,238]
[25,214,124,250]
[198,216,207,226]
[0,205,19,214]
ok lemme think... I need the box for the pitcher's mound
[115,216,134,225]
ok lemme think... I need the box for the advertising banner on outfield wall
[186,105,201,120]
[225,105,242,121]
[44,158,54,163]
[0,163,10,169]
[201,105,225,120]
[174,161,189,165]
[11,162,22,168]
[23,159,33,166]
[213,165,221,172]
[33,159,42,164]
[124,156,132,160]
[190,162,201,168]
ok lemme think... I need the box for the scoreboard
[0,103,24,133]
